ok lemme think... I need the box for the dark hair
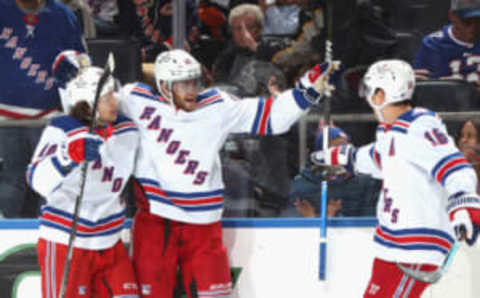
[456,119,480,145]
[70,101,92,125]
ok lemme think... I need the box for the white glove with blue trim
[310,144,356,176]
[296,60,341,104]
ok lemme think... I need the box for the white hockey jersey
[355,108,477,266]
[118,83,312,224]
[27,115,139,250]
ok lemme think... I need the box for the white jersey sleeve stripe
[431,152,472,185]
[251,97,273,135]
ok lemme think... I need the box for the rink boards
[0,218,479,298]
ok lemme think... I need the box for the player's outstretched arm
[218,60,341,136]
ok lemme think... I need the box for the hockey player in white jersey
[311,59,480,297]
[113,49,339,298]
[27,65,140,297]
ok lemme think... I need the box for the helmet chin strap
[159,81,175,105]
[374,108,385,123]
[367,95,387,123]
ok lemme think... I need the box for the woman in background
[457,119,480,192]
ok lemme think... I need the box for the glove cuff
[296,80,324,105]
[68,138,86,163]
[447,191,480,215]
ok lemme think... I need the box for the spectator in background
[261,0,301,36]
[0,0,85,218]
[273,0,397,102]
[270,0,322,73]
[60,0,96,38]
[213,3,288,84]
[413,0,480,90]
[87,0,120,37]
[197,0,228,44]
[130,0,198,62]
[457,119,480,190]
[282,127,381,217]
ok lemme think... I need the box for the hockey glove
[310,144,356,177]
[447,192,480,246]
[52,50,92,88]
[56,133,103,173]
[67,134,103,163]
[296,60,341,105]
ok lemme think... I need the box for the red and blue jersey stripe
[197,89,223,108]
[66,126,88,137]
[374,225,455,255]
[369,146,382,169]
[40,206,126,237]
[131,83,168,103]
[251,97,273,135]
[431,152,472,185]
[376,121,409,134]
[137,177,224,211]
[113,120,138,136]
[390,120,409,134]
[26,160,41,187]
[377,123,389,133]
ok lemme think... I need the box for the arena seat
[86,38,142,84]
[391,31,422,63]
[413,79,480,112]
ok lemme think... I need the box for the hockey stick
[58,52,115,298]
[396,242,459,284]
[319,0,333,281]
